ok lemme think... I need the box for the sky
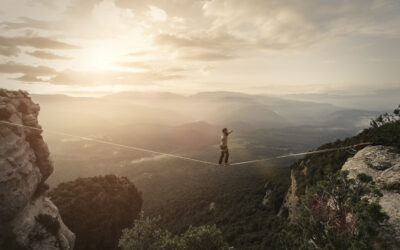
[0,0,399,96]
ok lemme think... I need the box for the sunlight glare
[79,41,122,72]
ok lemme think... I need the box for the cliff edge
[342,145,400,239]
[0,89,75,250]
[280,145,400,240]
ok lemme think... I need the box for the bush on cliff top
[280,171,391,249]
[49,175,143,250]
[119,214,229,250]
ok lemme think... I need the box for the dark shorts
[220,145,228,152]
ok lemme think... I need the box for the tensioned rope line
[231,142,372,165]
[0,120,220,166]
[230,146,356,166]
[231,142,371,165]
[0,121,370,167]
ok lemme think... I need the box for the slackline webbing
[0,121,370,167]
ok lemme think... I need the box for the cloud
[154,30,243,62]
[49,69,183,86]
[202,0,400,50]
[202,0,319,50]
[0,61,56,82]
[116,61,188,73]
[65,0,104,18]
[0,61,55,75]
[26,50,72,60]
[26,0,61,9]
[0,60,183,86]
[13,74,47,82]
[180,52,237,61]
[116,61,152,70]
[154,31,241,50]
[0,45,21,56]
[147,5,168,22]
[114,0,202,19]
[1,0,399,95]
[0,35,79,49]
[127,50,153,57]
[113,0,400,55]
[0,35,79,57]
[166,67,186,73]
[0,17,53,30]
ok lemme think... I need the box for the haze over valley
[31,91,389,210]
[1,0,400,249]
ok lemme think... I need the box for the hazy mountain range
[285,87,400,111]
[30,91,389,190]
[33,91,384,133]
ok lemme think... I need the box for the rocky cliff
[0,89,75,250]
[342,145,400,239]
[280,145,400,239]
[277,169,299,218]
[278,158,309,218]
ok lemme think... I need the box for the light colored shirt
[220,133,228,147]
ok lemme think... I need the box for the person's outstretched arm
[228,130,233,134]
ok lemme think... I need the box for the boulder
[342,145,400,240]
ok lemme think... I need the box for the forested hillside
[141,165,290,249]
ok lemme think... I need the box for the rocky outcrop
[262,190,272,206]
[0,89,75,250]
[279,145,400,240]
[342,145,400,239]
[278,170,299,218]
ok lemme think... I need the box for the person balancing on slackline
[219,128,233,166]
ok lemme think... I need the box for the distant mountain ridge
[285,87,400,110]
[32,91,385,132]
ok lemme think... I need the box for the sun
[78,41,123,72]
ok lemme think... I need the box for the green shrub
[118,216,169,250]
[181,225,229,250]
[280,171,390,249]
[119,215,229,250]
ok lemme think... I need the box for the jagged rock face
[0,89,75,250]
[342,145,400,240]
[262,190,272,206]
[278,170,299,218]
[278,159,309,217]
